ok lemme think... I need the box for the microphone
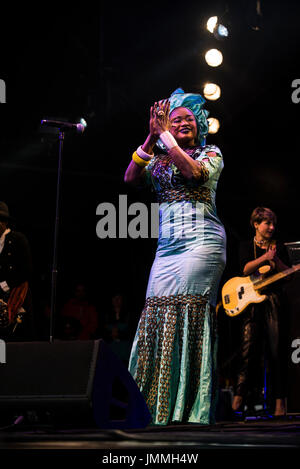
[41,119,86,134]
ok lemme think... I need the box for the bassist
[232,207,290,417]
[0,202,33,341]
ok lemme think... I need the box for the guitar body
[222,276,267,317]
[221,263,300,317]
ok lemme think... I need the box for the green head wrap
[157,88,209,150]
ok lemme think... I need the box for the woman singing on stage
[125,88,226,425]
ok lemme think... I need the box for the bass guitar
[222,263,300,317]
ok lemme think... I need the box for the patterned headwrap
[157,88,210,150]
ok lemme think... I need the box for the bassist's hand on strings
[264,244,277,270]
[264,244,289,273]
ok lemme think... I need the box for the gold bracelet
[132,151,149,168]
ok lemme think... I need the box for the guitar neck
[254,264,300,290]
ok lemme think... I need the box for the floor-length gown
[128,144,226,425]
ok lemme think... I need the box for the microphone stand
[41,118,85,343]
[49,130,64,343]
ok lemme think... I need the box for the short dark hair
[250,207,277,229]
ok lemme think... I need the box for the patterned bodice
[146,145,222,205]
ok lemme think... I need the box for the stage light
[79,118,87,128]
[203,83,221,101]
[207,16,218,33]
[215,24,229,39]
[208,117,220,134]
[205,49,223,67]
[206,16,229,40]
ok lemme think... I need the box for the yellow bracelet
[132,151,149,168]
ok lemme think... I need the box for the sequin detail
[151,151,211,205]
[134,293,210,424]
[157,186,211,204]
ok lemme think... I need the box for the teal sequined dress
[128,144,226,425]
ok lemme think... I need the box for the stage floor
[1,415,300,464]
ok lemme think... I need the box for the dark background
[0,0,299,373]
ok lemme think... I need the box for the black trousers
[234,292,288,403]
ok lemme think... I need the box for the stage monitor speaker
[0,339,151,429]
[285,241,300,265]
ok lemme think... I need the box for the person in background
[232,207,290,417]
[0,201,34,341]
[102,292,132,364]
[60,282,99,340]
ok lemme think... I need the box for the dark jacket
[0,230,32,290]
[0,230,33,338]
